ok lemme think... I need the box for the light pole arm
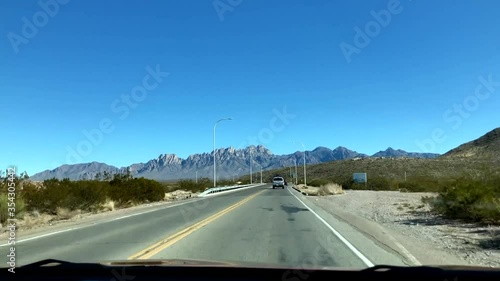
[213,118,232,188]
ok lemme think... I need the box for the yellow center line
[128,189,265,260]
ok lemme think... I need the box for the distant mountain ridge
[373,147,440,158]
[30,145,440,181]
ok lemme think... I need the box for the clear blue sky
[2,0,499,176]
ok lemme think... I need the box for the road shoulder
[288,187,470,266]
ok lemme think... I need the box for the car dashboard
[3,259,500,281]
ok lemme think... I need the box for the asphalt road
[2,184,407,268]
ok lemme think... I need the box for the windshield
[1,0,500,274]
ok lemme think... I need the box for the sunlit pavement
[3,185,406,268]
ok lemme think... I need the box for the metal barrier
[198,183,265,197]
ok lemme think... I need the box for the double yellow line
[128,190,264,260]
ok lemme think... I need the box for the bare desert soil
[309,190,500,267]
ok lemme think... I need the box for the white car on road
[272,176,285,189]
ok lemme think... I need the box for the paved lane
[2,186,264,266]
[2,184,406,269]
[142,186,368,268]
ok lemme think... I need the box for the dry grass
[303,188,320,196]
[165,190,195,201]
[294,183,343,196]
[101,199,115,212]
[18,212,53,229]
[294,184,319,196]
[56,207,79,220]
[318,183,344,195]
[164,192,173,201]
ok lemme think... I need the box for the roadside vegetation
[422,174,500,224]
[0,171,166,226]
[328,172,499,224]
[275,158,500,224]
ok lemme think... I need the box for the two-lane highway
[2,185,406,268]
[138,185,369,268]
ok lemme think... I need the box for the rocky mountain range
[372,147,440,159]
[30,146,440,181]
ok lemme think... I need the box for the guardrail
[198,183,263,197]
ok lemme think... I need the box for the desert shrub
[108,176,164,207]
[398,176,442,192]
[132,177,164,202]
[0,193,26,225]
[307,179,332,187]
[349,182,370,190]
[398,181,427,192]
[22,178,69,214]
[64,180,107,211]
[22,178,106,213]
[176,179,209,193]
[338,177,355,190]
[426,175,500,223]
[216,179,234,187]
[367,177,394,191]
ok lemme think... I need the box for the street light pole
[254,161,263,184]
[196,171,198,183]
[249,149,252,184]
[260,167,263,184]
[294,159,298,185]
[294,141,306,186]
[213,118,232,188]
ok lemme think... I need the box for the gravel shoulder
[300,189,500,267]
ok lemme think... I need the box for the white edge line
[0,198,206,247]
[287,187,375,267]
[384,232,422,265]
[0,227,79,246]
[106,200,191,222]
[289,187,421,266]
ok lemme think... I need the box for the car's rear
[272,177,285,189]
